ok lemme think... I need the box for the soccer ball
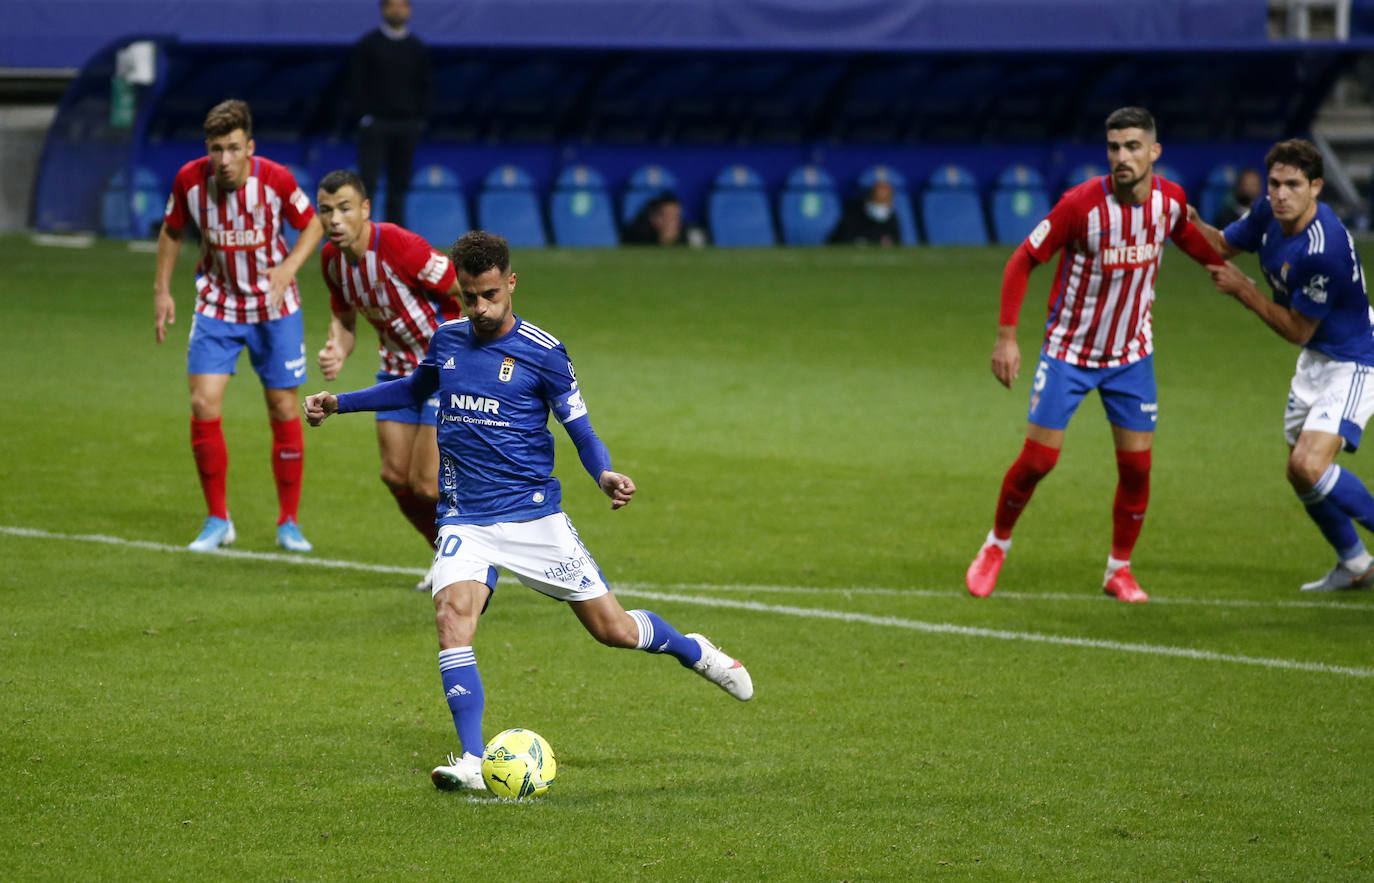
[481,728,557,799]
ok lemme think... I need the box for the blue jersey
[340,315,603,526]
[1224,197,1374,365]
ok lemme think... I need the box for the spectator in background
[1211,166,1262,227]
[828,180,901,246]
[624,192,687,245]
[350,0,431,227]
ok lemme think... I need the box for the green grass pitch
[1,234,1370,880]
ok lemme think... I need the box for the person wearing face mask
[827,180,901,246]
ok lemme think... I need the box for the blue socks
[627,609,702,667]
[438,646,485,758]
[1300,464,1374,561]
[1313,464,1374,532]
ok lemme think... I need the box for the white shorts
[430,512,610,602]
[1285,349,1374,452]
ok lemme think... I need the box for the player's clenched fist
[303,391,339,426]
[598,470,636,510]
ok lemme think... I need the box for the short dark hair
[1105,106,1156,136]
[204,99,252,140]
[450,231,510,276]
[1265,139,1323,183]
[319,169,367,199]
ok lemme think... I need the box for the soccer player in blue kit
[1192,139,1374,592]
[304,231,753,791]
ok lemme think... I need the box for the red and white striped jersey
[321,222,460,377]
[163,156,315,324]
[1025,175,1192,368]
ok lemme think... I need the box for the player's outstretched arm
[303,391,338,426]
[1186,205,1239,260]
[598,470,636,510]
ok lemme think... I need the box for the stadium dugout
[21,0,1369,241]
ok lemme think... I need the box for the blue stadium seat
[101,167,163,239]
[857,164,918,245]
[477,164,546,247]
[549,164,618,247]
[405,164,469,251]
[621,164,680,225]
[920,164,987,246]
[1200,163,1239,227]
[778,164,841,246]
[989,164,1050,245]
[283,164,315,249]
[1062,162,1105,195]
[708,165,775,247]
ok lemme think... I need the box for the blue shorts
[374,371,440,426]
[1027,352,1158,432]
[187,310,307,389]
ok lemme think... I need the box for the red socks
[190,417,229,519]
[1111,449,1151,561]
[390,485,440,547]
[270,417,304,526]
[993,438,1060,540]
[193,416,307,526]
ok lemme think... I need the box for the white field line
[619,581,1374,612]
[615,589,1374,679]
[4,525,1371,679]
[0,526,419,575]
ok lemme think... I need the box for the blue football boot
[188,516,236,552]
[275,518,313,553]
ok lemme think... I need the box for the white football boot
[1300,562,1374,592]
[431,752,485,791]
[686,633,754,701]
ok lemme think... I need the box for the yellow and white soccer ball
[481,728,557,799]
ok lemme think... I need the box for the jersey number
[1346,230,1366,291]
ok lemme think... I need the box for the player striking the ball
[966,107,1224,602]
[315,169,461,589]
[304,231,753,792]
[1191,139,1374,592]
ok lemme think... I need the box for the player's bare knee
[189,393,220,419]
[380,469,407,491]
[1285,451,1326,492]
[408,469,438,501]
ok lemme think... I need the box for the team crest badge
[499,357,515,382]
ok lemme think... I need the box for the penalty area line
[616,588,1374,680]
